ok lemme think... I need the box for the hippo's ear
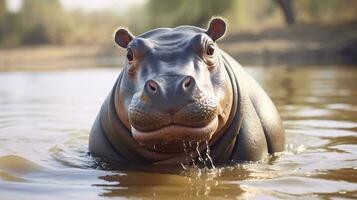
[114,28,134,48]
[206,18,226,41]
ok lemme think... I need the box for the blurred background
[0,0,357,70]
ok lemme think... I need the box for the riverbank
[0,45,123,71]
[0,22,356,71]
[221,21,357,66]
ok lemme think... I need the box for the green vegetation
[0,0,356,48]
[0,0,119,47]
[147,0,234,27]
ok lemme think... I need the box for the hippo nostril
[147,80,158,93]
[183,76,193,89]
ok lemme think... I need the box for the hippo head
[113,18,233,153]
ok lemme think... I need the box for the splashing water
[180,140,216,170]
[205,140,216,170]
[196,141,204,163]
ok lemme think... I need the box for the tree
[20,0,71,44]
[275,0,295,25]
[147,0,234,28]
[0,0,24,47]
[0,0,5,17]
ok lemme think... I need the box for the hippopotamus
[89,18,285,165]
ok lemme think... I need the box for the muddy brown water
[0,66,356,199]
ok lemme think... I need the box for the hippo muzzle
[128,74,219,152]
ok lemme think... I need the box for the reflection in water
[0,66,356,199]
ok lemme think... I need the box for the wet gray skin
[89,18,285,165]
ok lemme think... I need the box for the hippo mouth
[131,116,218,153]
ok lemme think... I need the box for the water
[0,66,356,199]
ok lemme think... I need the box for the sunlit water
[0,66,356,199]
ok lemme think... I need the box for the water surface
[0,66,356,199]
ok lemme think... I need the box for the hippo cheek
[179,100,216,120]
[128,101,171,132]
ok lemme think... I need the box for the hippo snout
[128,75,218,132]
[144,75,195,100]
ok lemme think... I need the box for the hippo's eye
[206,43,215,56]
[126,48,134,61]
